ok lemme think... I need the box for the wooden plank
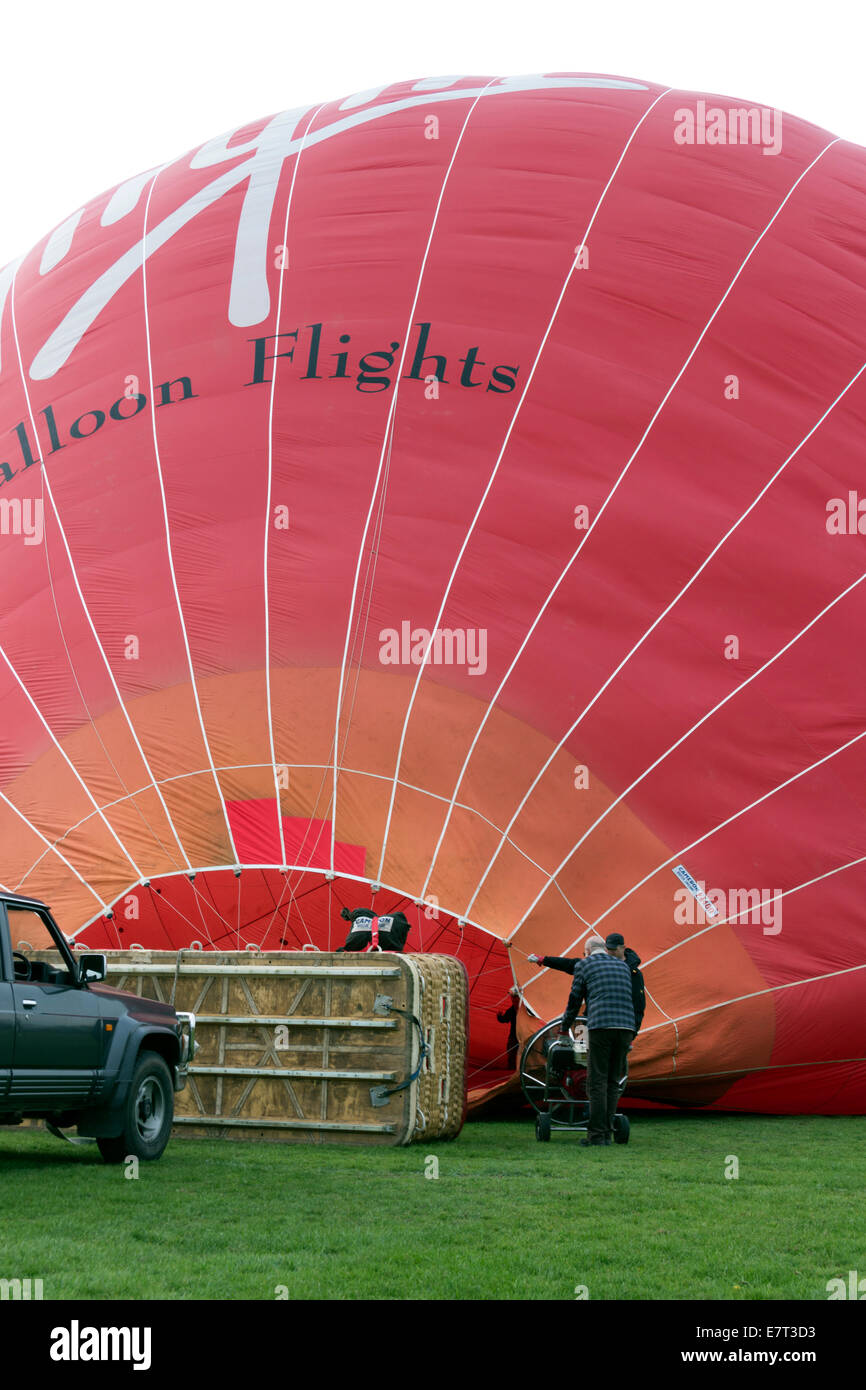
[193,1016,397,1028]
[173,1117,396,1133]
[191,1066,397,1080]
[104,964,402,977]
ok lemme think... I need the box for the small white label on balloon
[672,865,719,918]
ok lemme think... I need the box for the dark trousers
[586,1028,631,1142]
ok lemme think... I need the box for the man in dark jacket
[603,933,646,1037]
[529,932,645,1037]
[336,906,411,953]
[559,939,635,1146]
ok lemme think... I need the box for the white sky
[1,0,863,269]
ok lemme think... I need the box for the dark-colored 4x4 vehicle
[0,892,194,1163]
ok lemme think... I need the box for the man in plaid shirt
[560,938,635,1146]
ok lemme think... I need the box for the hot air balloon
[0,74,864,1114]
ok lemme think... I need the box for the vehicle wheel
[613,1113,630,1145]
[96,1051,174,1164]
[536,1112,552,1142]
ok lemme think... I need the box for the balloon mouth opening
[69,864,505,961]
[65,865,517,1097]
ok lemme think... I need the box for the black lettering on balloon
[357,343,400,394]
[70,409,106,438]
[110,393,148,421]
[405,322,448,383]
[40,405,65,453]
[156,377,197,406]
[302,322,323,379]
[486,365,518,393]
[330,334,352,379]
[459,348,485,387]
[245,332,299,385]
[13,423,38,469]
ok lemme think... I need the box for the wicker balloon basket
[99,949,469,1146]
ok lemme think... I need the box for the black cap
[605,932,625,949]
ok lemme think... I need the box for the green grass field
[1,1114,863,1300]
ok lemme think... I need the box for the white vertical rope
[368,86,672,890]
[513,720,866,955]
[518,849,866,999]
[0,637,143,877]
[421,133,840,901]
[331,77,502,876]
[633,850,866,966]
[0,785,108,910]
[385,86,674,888]
[639,959,866,1033]
[466,355,866,915]
[265,104,326,871]
[9,271,193,878]
[140,165,240,867]
[386,89,678,889]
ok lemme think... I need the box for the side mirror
[78,953,106,983]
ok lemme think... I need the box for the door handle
[21,999,37,1009]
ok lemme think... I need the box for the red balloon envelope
[1,74,864,1112]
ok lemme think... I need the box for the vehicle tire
[536,1112,552,1142]
[96,1051,174,1164]
[613,1113,630,1145]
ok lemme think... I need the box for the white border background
[1,0,863,268]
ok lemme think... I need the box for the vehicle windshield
[8,906,75,983]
